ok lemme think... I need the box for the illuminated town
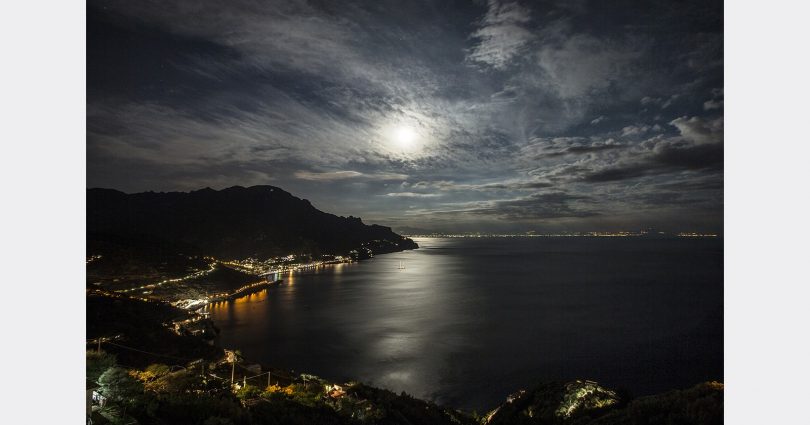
[89,252,355,311]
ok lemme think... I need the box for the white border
[0,1,86,422]
[3,0,810,423]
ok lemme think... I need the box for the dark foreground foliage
[484,380,722,425]
[88,352,723,425]
[588,382,723,425]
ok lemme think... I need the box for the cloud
[653,140,723,169]
[536,34,644,99]
[409,179,553,191]
[467,0,534,69]
[620,125,651,137]
[590,116,606,125]
[703,87,724,110]
[640,96,658,106]
[640,94,680,109]
[481,192,599,219]
[582,118,724,183]
[669,116,723,144]
[97,0,366,79]
[383,192,442,198]
[294,170,408,181]
[582,165,648,183]
[521,137,624,158]
[518,116,723,185]
[703,99,723,110]
[407,191,598,220]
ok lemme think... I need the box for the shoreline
[198,246,417,311]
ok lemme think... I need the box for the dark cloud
[480,192,600,220]
[404,179,554,195]
[521,137,625,158]
[654,140,723,169]
[583,165,648,183]
[402,191,598,222]
[584,141,723,182]
[544,143,626,158]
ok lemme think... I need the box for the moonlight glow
[393,125,418,149]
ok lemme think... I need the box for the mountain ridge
[87,185,417,259]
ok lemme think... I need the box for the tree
[146,369,204,394]
[135,363,171,382]
[87,350,116,383]
[235,384,262,400]
[98,367,144,405]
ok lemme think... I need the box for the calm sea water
[205,237,723,411]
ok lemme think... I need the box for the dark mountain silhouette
[87,185,417,259]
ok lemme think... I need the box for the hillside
[87,185,417,259]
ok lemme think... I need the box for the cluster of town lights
[117,261,218,294]
[120,254,356,311]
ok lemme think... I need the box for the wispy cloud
[590,116,606,125]
[536,34,645,99]
[88,0,724,232]
[383,192,442,198]
[295,170,408,181]
[467,0,534,69]
[408,179,552,192]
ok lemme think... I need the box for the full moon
[393,125,418,149]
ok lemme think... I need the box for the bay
[205,237,723,411]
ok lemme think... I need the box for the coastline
[196,245,416,312]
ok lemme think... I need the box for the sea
[204,237,723,411]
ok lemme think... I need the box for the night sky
[87,0,723,234]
